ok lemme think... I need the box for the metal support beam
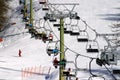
[59,18,65,80]
[30,0,33,26]
[24,0,27,19]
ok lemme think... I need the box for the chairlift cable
[47,18,97,59]
[103,64,117,80]
[88,59,106,80]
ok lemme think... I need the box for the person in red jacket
[48,33,53,41]
[18,49,22,57]
[53,58,59,68]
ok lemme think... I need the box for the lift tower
[44,3,79,80]
[23,0,27,20]
[30,0,33,27]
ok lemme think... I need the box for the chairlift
[46,41,59,56]
[58,28,67,31]
[64,18,72,34]
[86,40,99,53]
[63,68,76,77]
[42,4,49,11]
[35,28,48,40]
[23,17,29,22]
[77,31,89,42]
[64,26,72,34]
[49,18,57,22]
[70,25,80,36]
[39,0,46,4]
[44,30,53,42]
[113,69,120,74]
[53,24,61,27]
[100,50,117,65]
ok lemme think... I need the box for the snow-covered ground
[0,0,120,80]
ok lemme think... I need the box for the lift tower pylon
[44,3,79,80]
[24,0,27,20]
[30,0,33,27]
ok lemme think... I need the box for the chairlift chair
[70,25,80,36]
[53,24,61,27]
[58,28,67,31]
[39,0,46,4]
[63,68,76,77]
[100,50,117,65]
[42,4,49,11]
[86,40,99,53]
[77,31,89,42]
[64,26,72,34]
[46,41,59,56]
[49,18,57,22]
[64,18,72,34]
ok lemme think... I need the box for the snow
[0,0,120,80]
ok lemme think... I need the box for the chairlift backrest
[39,0,46,4]
[88,41,99,48]
[65,18,72,25]
[71,19,78,26]
[71,25,79,32]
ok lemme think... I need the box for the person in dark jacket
[18,49,22,57]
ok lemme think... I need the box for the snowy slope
[0,0,120,80]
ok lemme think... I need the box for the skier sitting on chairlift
[53,58,59,68]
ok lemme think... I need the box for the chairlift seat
[70,32,80,36]
[49,19,57,22]
[113,70,120,74]
[87,48,99,53]
[53,24,61,27]
[39,2,46,4]
[63,71,75,77]
[64,30,72,34]
[77,38,88,42]
[63,71,69,76]
[42,8,49,11]
[58,28,67,31]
